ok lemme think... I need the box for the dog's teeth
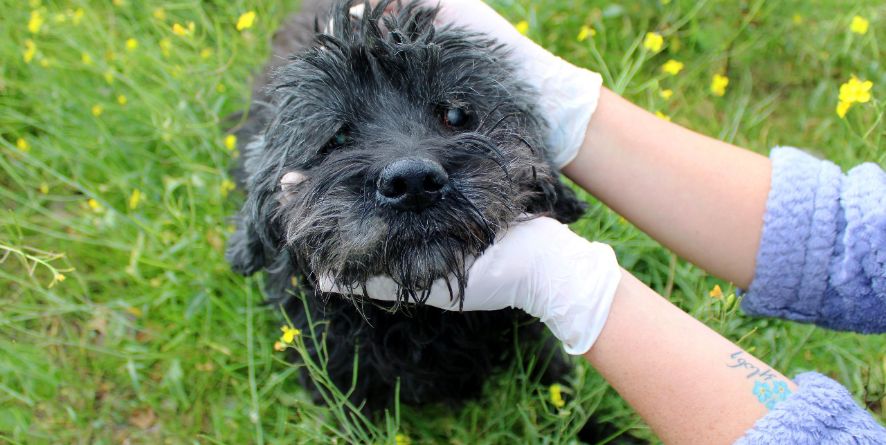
[349,4,365,20]
[280,171,307,191]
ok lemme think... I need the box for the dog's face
[227,2,584,303]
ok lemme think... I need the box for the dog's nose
[376,158,448,211]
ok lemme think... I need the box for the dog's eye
[321,127,352,154]
[442,107,469,129]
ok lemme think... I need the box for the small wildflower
[836,100,852,118]
[280,325,301,343]
[220,179,236,197]
[28,10,44,33]
[16,138,30,152]
[273,341,286,351]
[661,59,684,76]
[87,198,104,213]
[850,15,869,35]
[39,182,49,194]
[792,14,803,25]
[55,273,66,282]
[104,69,115,84]
[659,89,674,100]
[837,75,873,118]
[654,111,671,121]
[172,21,195,37]
[549,383,566,408]
[224,134,237,151]
[125,38,138,51]
[117,94,127,105]
[113,0,125,6]
[153,7,166,21]
[91,104,103,117]
[711,74,729,97]
[643,32,664,52]
[515,20,529,35]
[23,39,37,64]
[71,8,85,25]
[200,48,213,59]
[236,11,257,31]
[577,25,596,42]
[128,189,141,209]
[81,52,93,65]
[709,284,723,299]
[158,38,172,57]
[395,433,411,445]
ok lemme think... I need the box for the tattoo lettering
[725,351,775,380]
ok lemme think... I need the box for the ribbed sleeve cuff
[742,147,843,323]
[735,372,886,444]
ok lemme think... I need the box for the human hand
[319,217,622,355]
[350,0,603,168]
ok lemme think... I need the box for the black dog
[226,0,587,411]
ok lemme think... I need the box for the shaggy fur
[226,0,586,411]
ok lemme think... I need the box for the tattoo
[727,351,793,410]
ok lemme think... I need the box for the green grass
[1,0,883,443]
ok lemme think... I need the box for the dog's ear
[225,214,267,276]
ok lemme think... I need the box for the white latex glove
[319,217,623,355]
[351,0,603,168]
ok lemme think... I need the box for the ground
[1,0,883,444]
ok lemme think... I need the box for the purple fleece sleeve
[742,146,886,333]
[735,372,886,444]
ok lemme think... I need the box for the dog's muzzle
[376,157,449,212]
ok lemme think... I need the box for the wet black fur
[226,0,587,411]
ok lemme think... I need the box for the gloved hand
[351,0,603,168]
[319,217,623,355]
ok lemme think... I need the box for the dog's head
[227,0,585,303]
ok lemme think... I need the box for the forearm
[564,89,771,288]
[584,270,797,444]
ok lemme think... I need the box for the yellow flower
[128,189,141,209]
[395,433,411,445]
[515,20,529,35]
[125,38,138,51]
[104,69,115,84]
[850,16,869,35]
[711,74,729,96]
[55,273,66,282]
[91,104,103,117]
[792,14,803,25]
[23,39,37,64]
[709,284,723,299]
[39,182,49,194]
[172,21,195,37]
[81,52,93,65]
[280,325,301,343]
[643,32,664,52]
[661,59,684,76]
[654,111,671,121]
[71,8,85,25]
[117,94,127,105]
[220,179,236,197]
[87,198,104,213]
[236,11,257,31]
[224,134,237,151]
[159,38,172,57]
[273,341,286,351]
[836,100,852,119]
[549,383,566,408]
[839,76,873,104]
[28,10,44,33]
[113,0,125,6]
[16,138,30,152]
[200,48,213,59]
[577,25,596,42]
[659,89,674,100]
[153,7,166,21]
